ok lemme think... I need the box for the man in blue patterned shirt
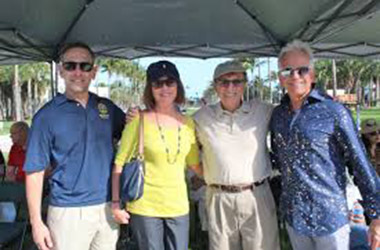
[270,40,380,250]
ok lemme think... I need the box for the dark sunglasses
[62,61,94,72]
[216,78,245,88]
[368,131,379,137]
[151,79,177,88]
[279,66,310,78]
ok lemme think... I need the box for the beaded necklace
[154,111,181,164]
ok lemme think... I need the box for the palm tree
[12,65,23,121]
[0,65,13,119]
[266,69,278,103]
[97,58,146,107]
[19,62,50,117]
[314,59,332,91]
[202,82,218,104]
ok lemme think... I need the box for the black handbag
[120,113,145,202]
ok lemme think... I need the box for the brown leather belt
[209,179,267,193]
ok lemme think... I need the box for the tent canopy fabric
[0,0,379,64]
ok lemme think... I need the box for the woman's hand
[111,202,130,224]
[126,107,140,123]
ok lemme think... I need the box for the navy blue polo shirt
[24,92,125,207]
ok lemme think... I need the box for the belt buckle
[229,186,241,192]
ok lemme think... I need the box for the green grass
[0,119,32,135]
[351,107,380,124]
[0,120,14,135]
[186,106,380,124]
[185,107,199,116]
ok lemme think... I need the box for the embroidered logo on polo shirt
[98,103,109,119]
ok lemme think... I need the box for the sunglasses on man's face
[368,131,379,137]
[62,62,94,72]
[279,66,310,78]
[151,79,177,88]
[215,79,245,88]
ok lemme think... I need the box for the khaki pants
[206,181,280,250]
[47,203,119,250]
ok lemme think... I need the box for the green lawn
[0,120,31,135]
[352,107,380,124]
[186,106,380,124]
[0,120,14,135]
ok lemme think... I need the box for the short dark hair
[58,42,95,63]
[143,62,186,109]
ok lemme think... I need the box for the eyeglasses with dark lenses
[279,66,310,78]
[216,79,245,88]
[62,62,94,72]
[151,79,177,88]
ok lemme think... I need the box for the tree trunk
[258,62,262,100]
[12,65,23,121]
[27,78,32,118]
[0,87,3,120]
[332,59,337,98]
[33,80,38,114]
[7,97,12,119]
[368,78,374,107]
[268,58,272,103]
[376,76,380,107]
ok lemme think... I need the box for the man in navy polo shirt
[24,42,125,250]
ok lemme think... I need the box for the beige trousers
[47,203,119,250]
[206,181,280,250]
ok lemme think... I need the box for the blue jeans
[286,223,350,250]
[130,213,189,250]
[350,224,369,250]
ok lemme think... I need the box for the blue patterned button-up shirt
[270,88,380,236]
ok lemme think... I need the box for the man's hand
[31,221,53,250]
[368,218,380,250]
[125,107,140,123]
[191,175,205,190]
[111,202,130,224]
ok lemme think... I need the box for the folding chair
[0,182,27,250]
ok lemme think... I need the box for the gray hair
[278,40,314,69]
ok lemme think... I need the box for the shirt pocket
[300,114,335,146]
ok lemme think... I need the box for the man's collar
[280,87,330,107]
[216,100,250,116]
[54,92,96,107]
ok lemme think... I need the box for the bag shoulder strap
[137,112,144,157]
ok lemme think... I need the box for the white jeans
[47,203,119,250]
[286,223,350,250]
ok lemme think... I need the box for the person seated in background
[361,119,380,175]
[6,121,29,182]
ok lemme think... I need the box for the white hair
[278,40,314,69]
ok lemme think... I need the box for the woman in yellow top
[111,60,202,250]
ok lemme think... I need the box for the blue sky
[95,57,279,98]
